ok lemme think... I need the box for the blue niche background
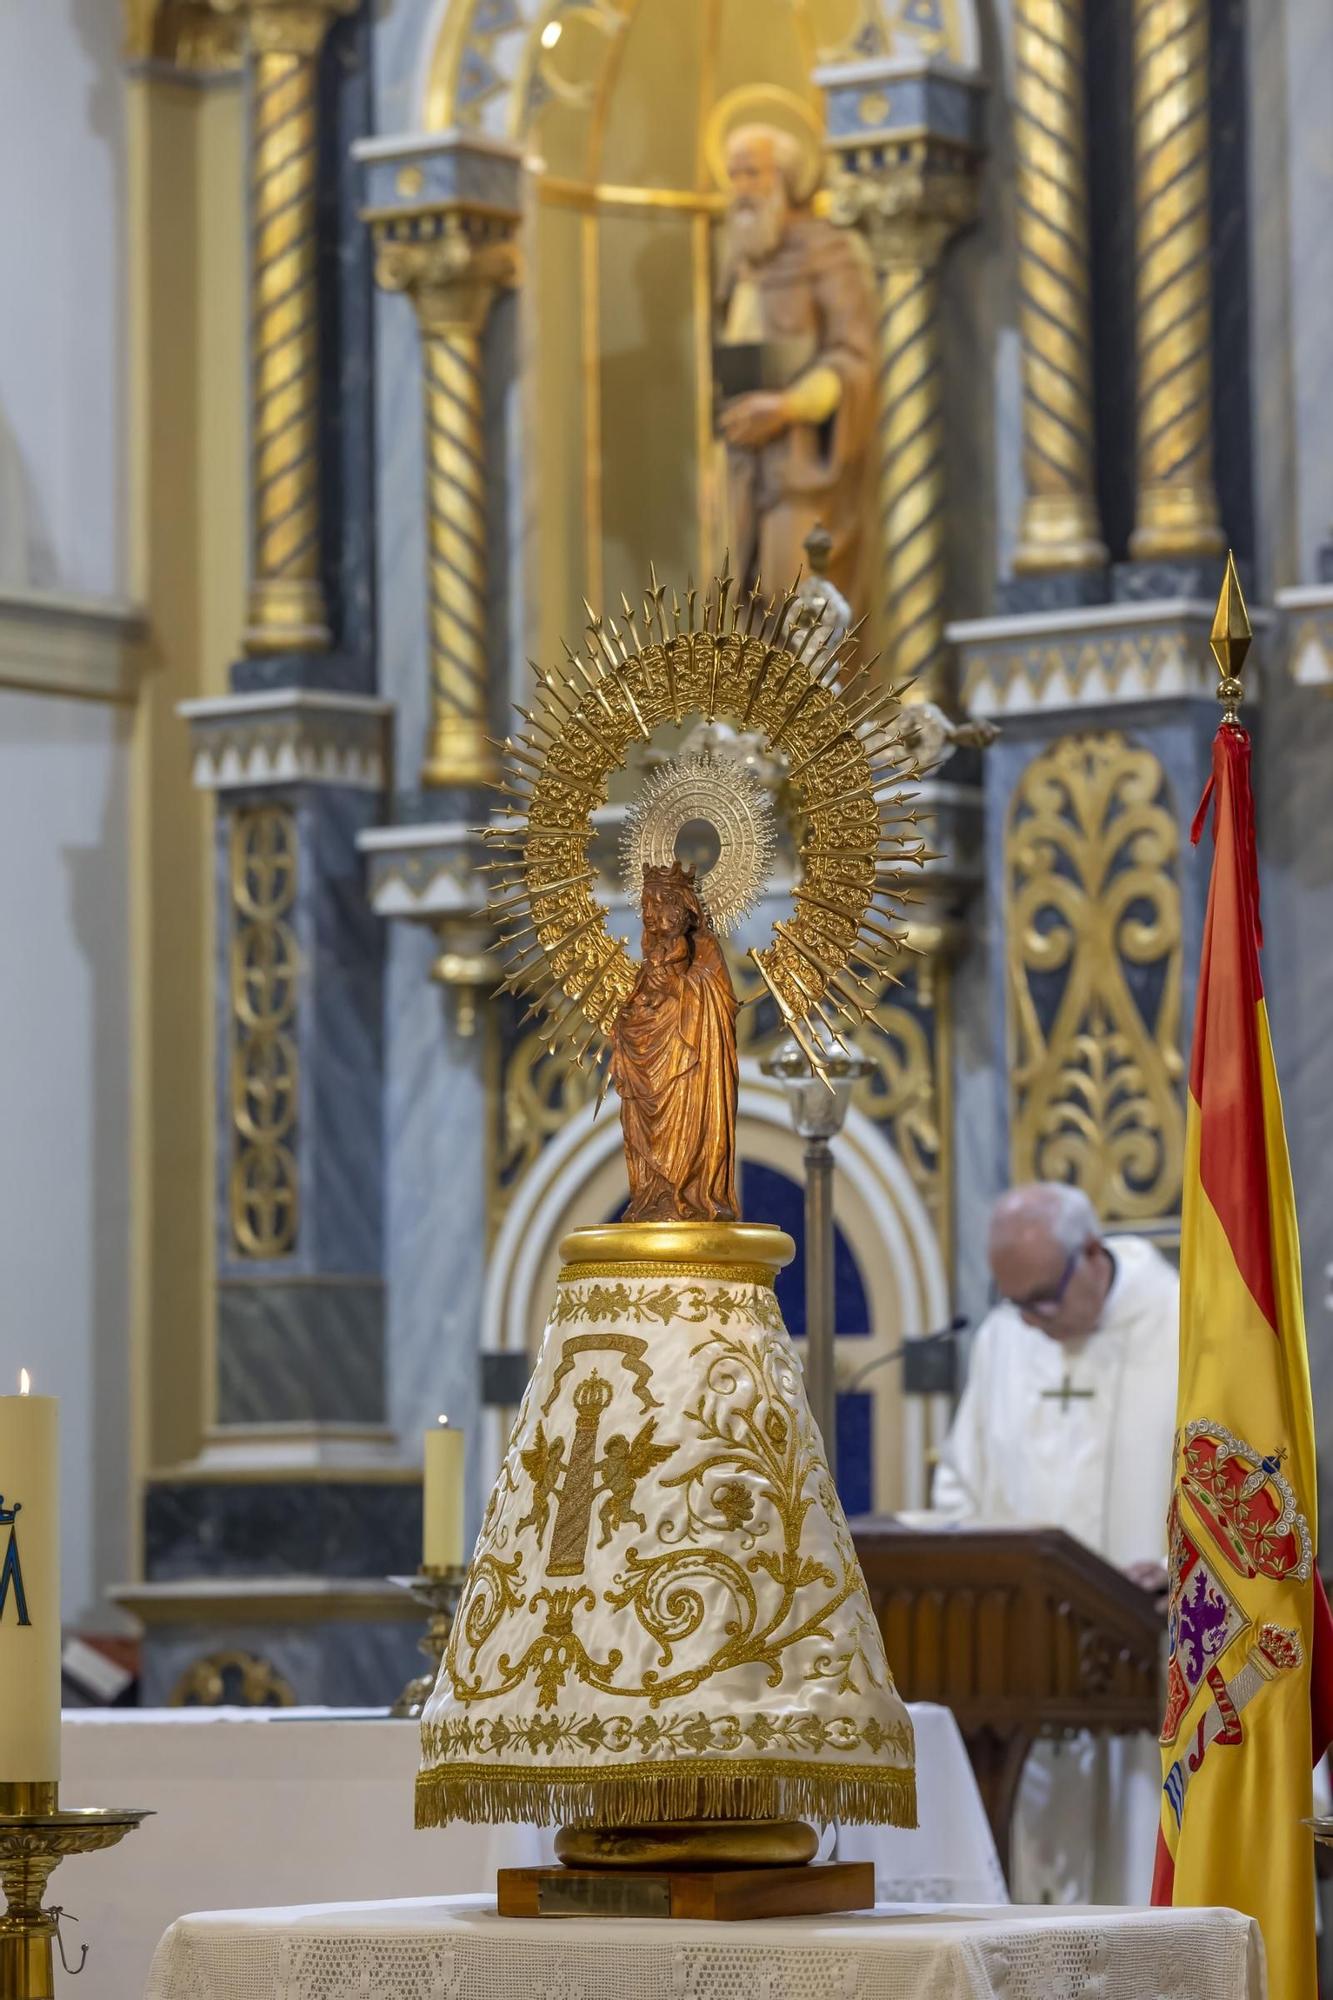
[606,1156,876,1516]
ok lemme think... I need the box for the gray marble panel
[372,287,431,774]
[1209,0,1256,568]
[821,69,986,147]
[1256,670,1333,1512]
[216,1278,385,1426]
[486,286,522,728]
[145,1479,418,1581]
[384,922,489,1544]
[941,0,1014,615]
[139,1618,421,1710]
[995,570,1109,615]
[298,787,385,1276]
[229,650,368,696]
[1244,0,1297,595]
[950,897,1004,1326]
[371,0,430,144]
[1112,558,1245,605]
[1281,0,1333,576]
[1084,0,1136,564]
[323,7,378,678]
[360,136,522,214]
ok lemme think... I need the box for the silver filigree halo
[619,752,778,936]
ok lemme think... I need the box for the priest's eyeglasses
[1003,1245,1082,1318]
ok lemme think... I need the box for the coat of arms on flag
[1159,1425,1310,1819]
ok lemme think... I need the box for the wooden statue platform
[496,1862,874,1921]
[852,1521,1166,1880]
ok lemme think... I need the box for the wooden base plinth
[496,1861,874,1921]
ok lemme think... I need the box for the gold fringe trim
[415,1758,916,1832]
[557,1261,777,1288]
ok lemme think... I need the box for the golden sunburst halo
[620,752,777,936]
[481,568,927,1081]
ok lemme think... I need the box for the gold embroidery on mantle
[444,1322,886,1711]
[421,1255,915,1829]
[1006,731,1184,1223]
[541,1332,660,1416]
[424,1710,912,1762]
[551,1280,784,1331]
[556,1258,778,1288]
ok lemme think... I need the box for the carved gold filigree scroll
[1006,731,1184,1224]
[229,804,300,1256]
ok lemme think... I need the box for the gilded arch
[421,0,983,141]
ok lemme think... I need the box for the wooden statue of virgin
[609,861,739,1223]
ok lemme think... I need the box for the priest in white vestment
[932,1183,1179,1906]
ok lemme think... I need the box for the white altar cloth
[145,1892,1264,2000]
[60,1701,1001,2000]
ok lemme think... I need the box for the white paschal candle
[0,1371,60,1781]
[423,1415,464,1571]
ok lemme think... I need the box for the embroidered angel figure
[595,1419,678,1548]
[517,1423,566,1544]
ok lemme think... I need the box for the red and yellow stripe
[1153,723,1333,1998]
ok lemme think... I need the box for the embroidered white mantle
[418,1224,916,1830]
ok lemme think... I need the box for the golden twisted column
[1128,0,1224,561]
[1012,0,1107,574]
[876,245,949,695]
[207,0,355,653]
[833,167,975,702]
[372,215,518,788]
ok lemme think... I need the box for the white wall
[0,0,126,595]
[0,689,131,1626]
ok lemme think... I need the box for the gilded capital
[829,163,976,274]
[125,0,244,68]
[203,0,356,58]
[371,214,520,337]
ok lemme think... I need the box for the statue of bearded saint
[715,122,876,602]
[609,861,740,1224]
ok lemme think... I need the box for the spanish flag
[1153,556,1333,1995]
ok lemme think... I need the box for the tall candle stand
[0,1782,150,1998]
[389,1566,468,1718]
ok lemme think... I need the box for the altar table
[60,1701,1001,1999]
[145,1892,1264,2000]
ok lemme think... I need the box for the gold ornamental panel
[229,805,301,1257]
[1006,731,1184,1225]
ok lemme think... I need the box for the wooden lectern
[852,1522,1166,1881]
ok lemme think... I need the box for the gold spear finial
[1209,550,1252,724]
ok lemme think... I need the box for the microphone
[845,1314,969,1392]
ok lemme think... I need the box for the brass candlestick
[0,1782,150,1998]
[389,1567,468,1718]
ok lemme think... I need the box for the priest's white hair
[989,1181,1100,1255]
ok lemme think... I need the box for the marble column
[1009,0,1108,601]
[207,0,358,655]
[1125,0,1225,582]
[357,134,522,790]
[820,60,985,708]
